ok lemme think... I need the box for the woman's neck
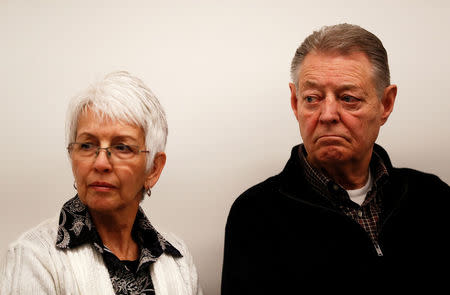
[90,206,140,261]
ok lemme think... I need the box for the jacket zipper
[279,188,385,257]
[374,243,384,256]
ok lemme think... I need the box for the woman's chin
[81,194,122,213]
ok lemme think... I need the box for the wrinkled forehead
[299,50,377,88]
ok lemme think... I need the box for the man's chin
[310,146,351,164]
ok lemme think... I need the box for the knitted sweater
[0,217,203,295]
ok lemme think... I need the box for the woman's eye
[113,144,133,153]
[80,143,95,150]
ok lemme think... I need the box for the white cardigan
[0,217,203,295]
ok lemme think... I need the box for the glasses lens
[69,143,143,160]
[72,143,97,157]
[110,144,139,159]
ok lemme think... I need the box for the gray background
[1,1,450,294]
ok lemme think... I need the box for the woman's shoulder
[158,230,198,268]
[160,231,191,255]
[0,217,65,294]
[9,216,59,252]
[153,231,203,295]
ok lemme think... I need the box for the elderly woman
[0,71,202,294]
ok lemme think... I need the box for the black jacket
[221,144,450,294]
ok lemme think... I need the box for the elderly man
[221,24,449,293]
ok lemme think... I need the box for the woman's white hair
[66,71,168,172]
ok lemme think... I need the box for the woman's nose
[93,148,113,172]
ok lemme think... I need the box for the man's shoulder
[374,144,449,191]
[229,145,306,213]
[229,173,284,215]
[240,174,281,198]
[390,166,449,192]
[391,166,447,183]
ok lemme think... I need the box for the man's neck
[308,156,371,190]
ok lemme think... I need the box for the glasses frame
[67,142,149,160]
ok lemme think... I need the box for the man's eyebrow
[301,80,321,89]
[338,84,359,90]
[302,80,359,89]
[300,81,368,95]
[337,84,368,96]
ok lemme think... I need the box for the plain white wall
[1,0,449,294]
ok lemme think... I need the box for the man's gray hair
[290,23,390,98]
[66,71,168,172]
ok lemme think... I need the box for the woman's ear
[144,152,166,189]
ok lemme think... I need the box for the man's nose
[93,148,113,172]
[319,96,340,124]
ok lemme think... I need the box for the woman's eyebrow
[111,135,139,143]
[75,132,96,140]
[75,133,139,143]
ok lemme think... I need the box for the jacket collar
[278,144,335,208]
[278,144,395,208]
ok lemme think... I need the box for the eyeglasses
[67,142,149,160]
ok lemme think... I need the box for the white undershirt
[346,171,373,206]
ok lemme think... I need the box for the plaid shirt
[298,145,389,256]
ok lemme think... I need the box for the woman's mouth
[89,182,117,192]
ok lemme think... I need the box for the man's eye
[341,95,359,103]
[305,96,317,103]
[113,144,134,153]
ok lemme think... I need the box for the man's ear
[289,83,299,119]
[145,152,166,189]
[380,84,397,125]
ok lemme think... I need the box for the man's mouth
[316,135,349,144]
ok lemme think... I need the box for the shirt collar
[297,144,389,198]
[56,195,182,260]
